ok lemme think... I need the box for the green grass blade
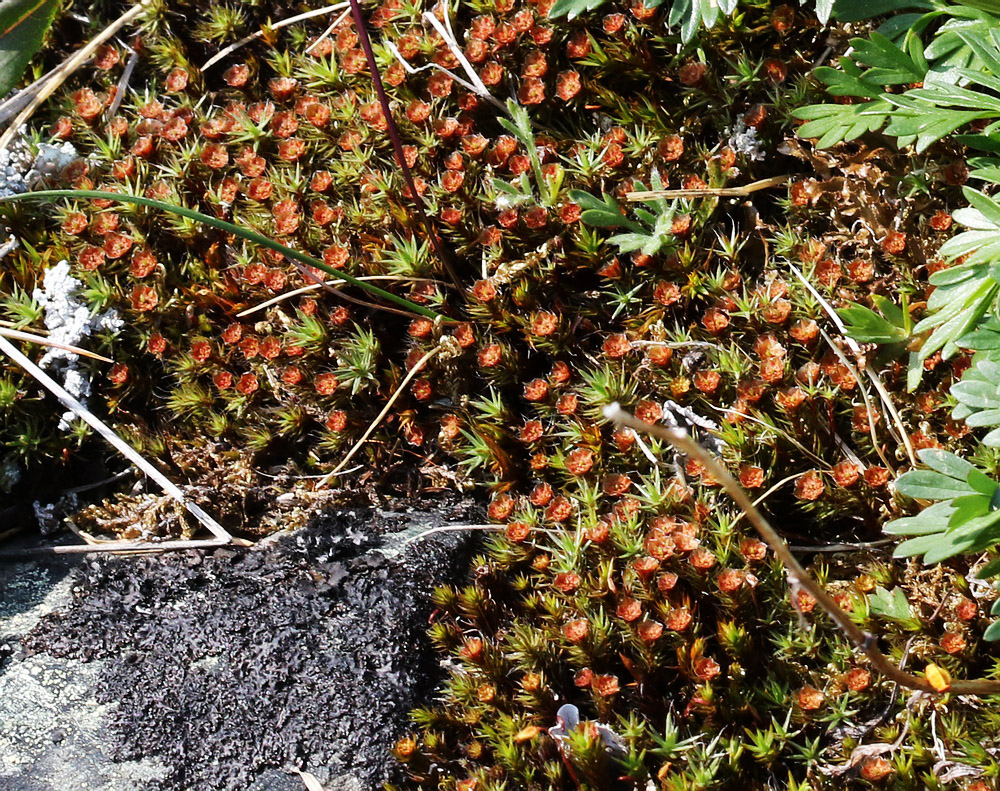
[0,189,446,320]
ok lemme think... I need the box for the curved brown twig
[604,403,1000,696]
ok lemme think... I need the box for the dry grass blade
[0,334,233,545]
[291,769,326,791]
[626,175,790,201]
[0,326,113,362]
[316,346,441,488]
[790,262,915,467]
[237,276,454,318]
[0,0,152,152]
[201,3,349,71]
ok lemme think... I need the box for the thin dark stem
[347,0,464,293]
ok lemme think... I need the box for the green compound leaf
[895,470,976,500]
[868,586,915,623]
[0,190,445,320]
[568,189,645,233]
[0,0,60,97]
[838,302,908,344]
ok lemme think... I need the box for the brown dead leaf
[817,742,895,776]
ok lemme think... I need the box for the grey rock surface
[0,500,476,791]
[0,564,169,790]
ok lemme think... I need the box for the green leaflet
[868,586,919,628]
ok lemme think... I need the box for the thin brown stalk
[817,325,896,474]
[790,262,915,467]
[603,403,1000,696]
[237,275,453,318]
[287,262,429,320]
[345,0,463,292]
[0,537,237,559]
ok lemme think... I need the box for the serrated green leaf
[872,294,905,326]
[570,190,642,232]
[838,303,907,343]
[794,101,893,147]
[948,493,992,526]
[607,232,653,253]
[851,31,926,83]
[968,468,999,497]
[868,586,915,622]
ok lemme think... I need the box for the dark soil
[19,498,478,791]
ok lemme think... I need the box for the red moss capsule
[268,77,298,101]
[505,520,530,542]
[845,667,871,692]
[667,608,692,631]
[78,246,104,273]
[566,30,591,59]
[235,373,257,394]
[147,333,166,355]
[616,597,642,622]
[554,571,581,593]
[72,88,104,121]
[314,373,339,395]
[565,448,593,476]
[523,378,549,401]
[103,233,133,259]
[546,496,573,522]
[62,212,88,235]
[165,68,189,92]
[563,619,589,643]
[223,63,250,87]
[200,144,229,169]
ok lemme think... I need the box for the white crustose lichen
[726,118,765,162]
[32,260,122,429]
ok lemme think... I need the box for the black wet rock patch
[21,503,476,791]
